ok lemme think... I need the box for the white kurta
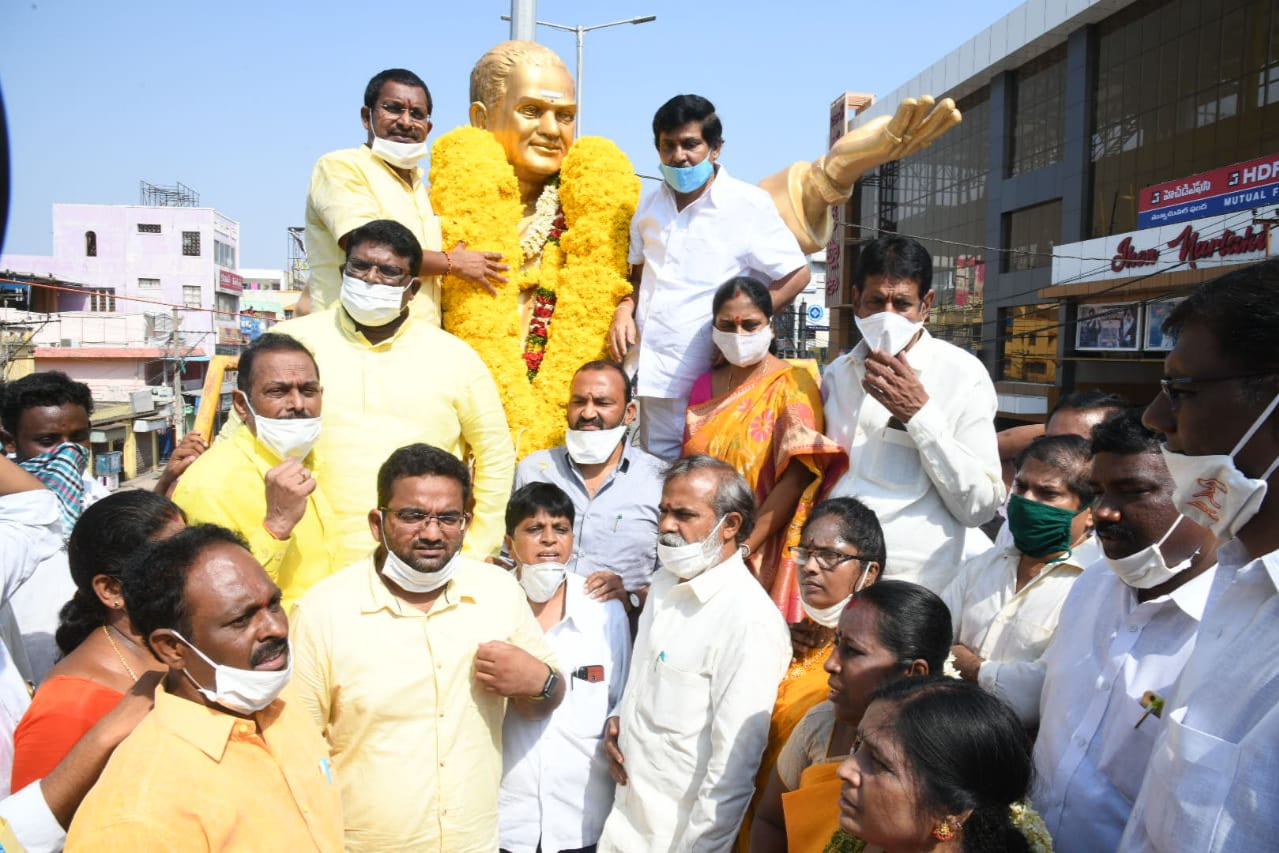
[597,552,790,852]
[1034,561,1214,853]
[823,331,1004,592]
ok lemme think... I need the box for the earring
[931,819,956,842]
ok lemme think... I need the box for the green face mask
[1006,493,1082,559]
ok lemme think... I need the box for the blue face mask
[659,158,715,194]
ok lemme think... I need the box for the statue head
[469,41,577,185]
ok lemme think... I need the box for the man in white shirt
[597,455,790,852]
[823,235,1003,592]
[1121,259,1279,852]
[1035,409,1217,852]
[941,434,1099,726]
[499,482,631,853]
[607,94,809,460]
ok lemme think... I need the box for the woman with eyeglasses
[735,497,884,852]
[749,581,952,853]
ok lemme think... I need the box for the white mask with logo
[799,562,874,628]
[1160,389,1279,541]
[340,273,407,327]
[1103,515,1198,589]
[370,135,427,169]
[242,396,320,461]
[172,631,292,715]
[379,529,462,594]
[565,423,628,465]
[854,311,923,355]
[712,327,773,367]
[657,516,728,580]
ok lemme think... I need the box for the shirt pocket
[646,658,710,738]
[1141,710,1240,850]
[1005,617,1056,658]
[861,427,928,493]
[567,678,611,738]
[677,237,731,286]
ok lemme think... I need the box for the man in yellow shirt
[290,443,564,852]
[270,220,515,565]
[303,67,507,324]
[66,525,343,852]
[174,332,334,609]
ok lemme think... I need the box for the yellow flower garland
[430,127,638,457]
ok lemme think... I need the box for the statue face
[484,62,576,182]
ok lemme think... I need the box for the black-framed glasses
[377,101,430,124]
[380,508,468,529]
[1160,372,1276,404]
[345,258,413,285]
[789,547,868,571]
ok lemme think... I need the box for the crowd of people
[0,60,1275,853]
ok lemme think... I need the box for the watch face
[628,592,641,608]
[541,669,560,699]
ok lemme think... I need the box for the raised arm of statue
[760,95,962,253]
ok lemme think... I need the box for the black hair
[852,580,951,673]
[0,370,94,437]
[712,276,773,321]
[851,234,933,298]
[123,524,248,655]
[868,676,1033,853]
[805,496,886,570]
[1090,407,1162,455]
[376,443,471,509]
[1014,433,1097,506]
[664,454,756,545]
[1049,389,1128,419]
[57,491,185,655]
[363,68,433,115]
[505,482,576,536]
[345,219,424,282]
[236,332,319,395]
[652,94,723,150]
[1164,258,1279,378]
[575,360,634,404]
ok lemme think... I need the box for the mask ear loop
[1229,388,1279,458]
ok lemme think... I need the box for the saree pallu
[684,363,847,621]
[782,761,848,853]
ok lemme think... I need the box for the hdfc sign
[1140,153,1279,228]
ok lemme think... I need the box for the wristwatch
[532,665,559,701]
[627,591,642,611]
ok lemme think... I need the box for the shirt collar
[360,553,478,615]
[660,163,730,213]
[333,303,414,350]
[1165,563,1217,621]
[680,549,748,603]
[560,574,606,631]
[358,142,423,189]
[152,679,284,763]
[230,422,314,469]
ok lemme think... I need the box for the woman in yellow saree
[683,276,847,619]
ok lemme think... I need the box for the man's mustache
[250,637,288,667]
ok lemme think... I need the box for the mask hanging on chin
[659,157,714,194]
[853,311,923,356]
[800,562,874,628]
[657,515,729,580]
[565,423,628,465]
[379,528,462,594]
[1160,390,1279,542]
[370,134,427,169]
[712,327,773,367]
[241,395,321,461]
[171,631,292,715]
[340,274,407,328]
[1103,515,1198,589]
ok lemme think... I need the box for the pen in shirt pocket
[614,514,622,532]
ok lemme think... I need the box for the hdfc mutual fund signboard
[1139,153,1279,228]
[1053,208,1272,285]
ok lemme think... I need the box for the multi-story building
[828,0,1279,422]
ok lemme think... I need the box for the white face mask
[565,423,628,465]
[370,134,427,169]
[340,273,407,327]
[712,327,773,367]
[242,396,320,461]
[657,515,729,580]
[854,310,923,355]
[1160,390,1279,541]
[1103,515,1199,589]
[799,562,874,628]
[518,561,568,603]
[379,528,462,594]
[172,631,292,715]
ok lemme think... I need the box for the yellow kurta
[289,556,558,852]
[268,307,515,564]
[65,683,343,852]
[173,425,336,610]
[305,145,444,325]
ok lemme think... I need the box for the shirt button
[1099,681,1110,691]
[1129,625,1139,633]
[1074,735,1087,748]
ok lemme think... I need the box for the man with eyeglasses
[1120,258,1279,852]
[264,219,515,568]
[302,68,508,324]
[291,443,563,852]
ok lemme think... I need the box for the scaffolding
[286,226,308,290]
[139,180,200,208]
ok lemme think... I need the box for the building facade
[830,0,1279,421]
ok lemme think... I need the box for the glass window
[137,223,161,234]
[182,231,201,257]
[85,231,96,257]
[1009,45,1067,176]
[183,285,201,308]
[137,278,160,290]
[214,240,236,268]
[87,288,116,312]
[1003,201,1062,273]
[1001,304,1058,383]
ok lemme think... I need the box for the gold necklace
[102,625,138,682]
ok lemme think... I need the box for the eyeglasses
[380,508,468,529]
[345,258,413,285]
[789,547,868,571]
[377,101,430,124]
[1160,372,1276,404]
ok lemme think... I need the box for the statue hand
[823,96,961,191]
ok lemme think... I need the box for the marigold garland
[430,127,638,456]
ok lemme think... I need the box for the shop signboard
[1139,153,1279,228]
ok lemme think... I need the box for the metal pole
[510,0,537,41]
[575,26,584,133]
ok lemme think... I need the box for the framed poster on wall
[1143,298,1184,351]
[1076,302,1142,352]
